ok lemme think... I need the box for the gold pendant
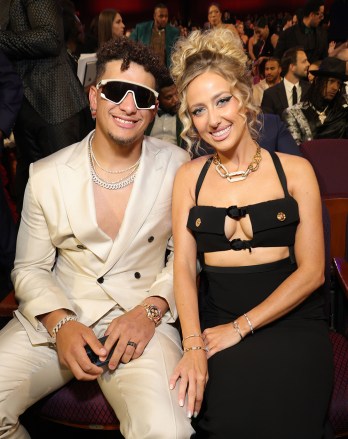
[318,112,327,124]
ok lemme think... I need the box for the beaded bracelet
[50,314,78,343]
[243,313,254,335]
[182,333,203,346]
[183,346,208,353]
[232,320,243,341]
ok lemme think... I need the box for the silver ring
[127,341,137,349]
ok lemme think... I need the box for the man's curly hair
[170,28,261,155]
[96,37,168,90]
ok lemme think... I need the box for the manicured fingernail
[179,399,184,407]
[194,411,198,418]
[187,411,192,418]
[169,384,174,390]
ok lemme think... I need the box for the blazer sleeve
[282,107,303,146]
[12,164,76,330]
[261,88,275,114]
[276,116,302,155]
[0,0,63,59]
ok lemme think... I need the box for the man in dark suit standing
[274,0,328,63]
[0,0,94,215]
[130,3,180,68]
[261,46,311,117]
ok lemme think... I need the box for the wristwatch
[142,303,162,326]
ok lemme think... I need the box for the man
[130,3,180,68]
[0,37,194,439]
[145,74,183,146]
[253,57,282,106]
[274,0,328,63]
[261,46,310,117]
[0,0,94,214]
[283,56,348,145]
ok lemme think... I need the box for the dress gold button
[277,212,286,221]
[195,218,201,227]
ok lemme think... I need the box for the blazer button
[77,244,86,249]
[134,272,141,279]
[97,276,104,284]
[148,236,154,243]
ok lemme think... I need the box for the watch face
[144,304,162,325]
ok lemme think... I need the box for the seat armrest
[333,257,348,299]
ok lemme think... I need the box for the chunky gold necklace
[212,145,262,183]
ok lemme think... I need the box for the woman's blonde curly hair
[170,28,261,156]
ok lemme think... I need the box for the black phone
[84,335,117,367]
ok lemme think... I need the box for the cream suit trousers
[0,307,194,439]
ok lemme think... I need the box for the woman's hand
[169,350,208,418]
[202,323,241,359]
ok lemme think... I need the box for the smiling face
[112,13,125,37]
[90,60,157,149]
[186,71,247,153]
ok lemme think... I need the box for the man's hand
[55,321,107,380]
[102,305,157,370]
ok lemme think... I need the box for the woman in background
[98,9,125,47]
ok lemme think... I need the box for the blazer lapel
[58,132,113,261]
[100,137,171,275]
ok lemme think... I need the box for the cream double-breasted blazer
[12,131,190,344]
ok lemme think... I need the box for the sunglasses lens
[102,82,156,109]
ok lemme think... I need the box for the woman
[207,3,238,35]
[98,9,125,47]
[236,20,249,52]
[169,28,334,438]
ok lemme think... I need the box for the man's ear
[89,85,98,112]
[150,101,159,122]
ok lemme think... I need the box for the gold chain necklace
[88,135,139,190]
[212,145,262,183]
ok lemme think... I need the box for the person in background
[145,73,183,146]
[98,9,125,47]
[0,0,94,216]
[283,56,348,144]
[253,56,282,106]
[169,27,333,439]
[235,20,249,52]
[308,59,321,82]
[0,36,194,439]
[130,3,180,68]
[261,46,310,116]
[207,2,238,36]
[274,0,328,63]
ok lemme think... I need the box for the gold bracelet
[232,320,243,341]
[243,313,254,335]
[183,346,208,353]
[182,333,203,346]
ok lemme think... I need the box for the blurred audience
[283,56,348,144]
